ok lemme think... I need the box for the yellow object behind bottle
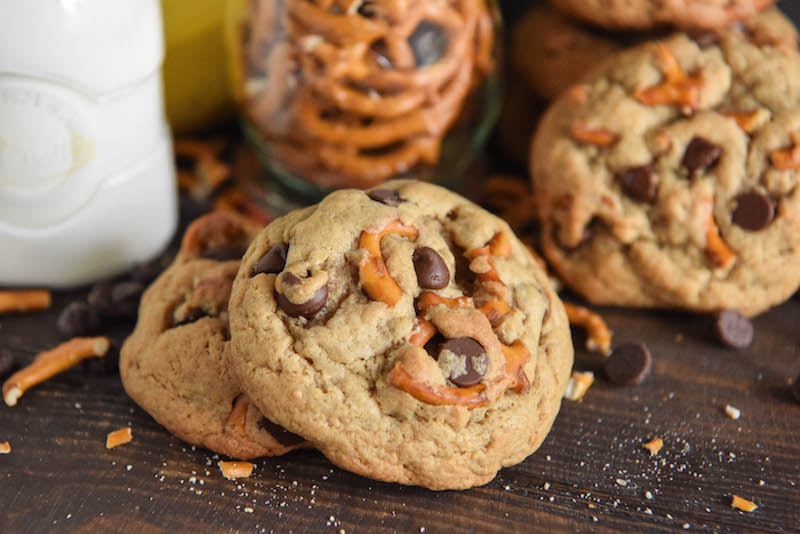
[161,0,234,134]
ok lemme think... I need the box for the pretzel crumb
[0,290,52,314]
[563,303,612,356]
[731,495,758,512]
[724,404,741,420]
[106,427,133,449]
[218,461,255,480]
[0,441,10,454]
[642,438,663,456]
[3,337,110,407]
[564,371,594,401]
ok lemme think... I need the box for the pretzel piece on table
[0,290,51,314]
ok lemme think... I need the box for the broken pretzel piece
[721,110,766,134]
[359,219,419,306]
[3,337,110,407]
[634,43,703,114]
[0,441,10,454]
[417,292,473,313]
[218,460,255,480]
[387,360,488,409]
[227,395,250,432]
[477,300,512,327]
[409,318,437,347]
[769,131,800,170]
[570,123,618,146]
[705,217,736,269]
[642,437,664,456]
[564,370,594,401]
[106,427,133,449]
[563,303,612,356]
[502,341,531,394]
[731,495,758,513]
[0,290,52,314]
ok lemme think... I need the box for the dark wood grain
[3,2,800,532]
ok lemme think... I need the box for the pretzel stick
[358,219,419,305]
[106,427,133,449]
[3,337,110,407]
[563,303,612,356]
[0,290,51,314]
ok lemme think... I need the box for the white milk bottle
[0,0,177,287]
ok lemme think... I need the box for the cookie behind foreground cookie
[228,180,574,490]
[531,28,800,316]
[120,212,306,459]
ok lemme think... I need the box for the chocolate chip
[0,349,15,378]
[276,282,328,318]
[173,308,210,327]
[413,247,450,289]
[682,137,722,178]
[258,417,305,446]
[793,373,800,404]
[57,301,103,338]
[88,280,119,320]
[367,189,403,206]
[111,281,145,319]
[688,30,720,49]
[252,243,288,276]
[604,343,652,385]
[615,165,657,203]
[439,337,488,388]
[203,243,248,262]
[732,192,775,231]
[129,259,164,285]
[712,309,753,348]
[409,21,447,67]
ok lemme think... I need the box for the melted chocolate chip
[276,278,328,318]
[88,280,119,320]
[409,21,447,67]
[713,309,754,349]
[604,343,652,385]
[203,243,248,262]
[615,165,657,203]
[688,30,720,49]
[173,308,210,327]
[258,417,305,446]
[57,301,103,338]
[413,247,450,289]
[367,188,403,206]
[0,348,15,378]
[111,281,145,319]
[440,337,487,388]
[682,137,722,178]
[252,243,288,276]
[732,192,775,231]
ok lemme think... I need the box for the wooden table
[4,3,800,532]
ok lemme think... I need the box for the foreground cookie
[121,212,305,459]
[550,0,774,30]
[532,30,800,317]
[228,180,573,490]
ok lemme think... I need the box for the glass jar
[225,0,502,199]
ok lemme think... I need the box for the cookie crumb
[543,482,551,490]
[106,427,133,449]
[643,438,663,456]
[645,491,654,500]
[616,479,628,487]
[731,495,758,512]
[0,441,10,454]
[724,405,741,420]
[218,461,254,480]
[564,371,594,401]
[243,507,254,514]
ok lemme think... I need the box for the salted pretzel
[241,0,495,187]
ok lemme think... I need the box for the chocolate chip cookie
[228,180,573,490]
[120,212,305,459]
[550,0,774,30]
[531,29,800,317]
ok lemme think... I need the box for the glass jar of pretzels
[226,0,502,198]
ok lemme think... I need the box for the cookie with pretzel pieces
[120,212,306,459]
[550,0,775,30]
[531,28,800,317]
[228,180,573,490]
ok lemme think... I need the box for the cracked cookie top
[228,180,573,490]
[120,212,306,459]
[550,0,775,30]
[532,30,800,316]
